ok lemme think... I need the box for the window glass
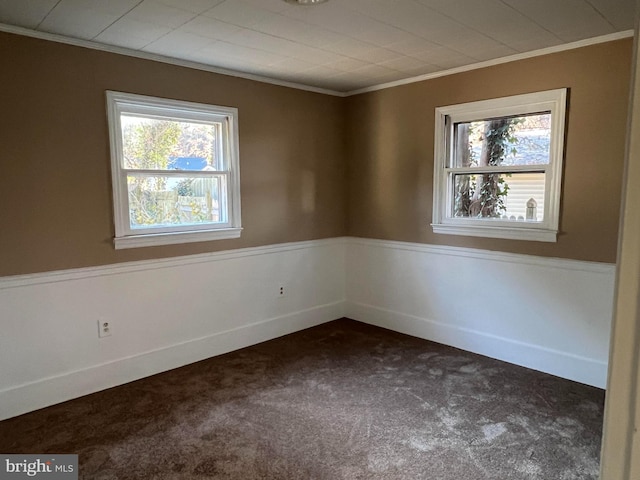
[127,175,226,229]
[107,91,241,249]
[452,113,551,168]
[452,172,545,221]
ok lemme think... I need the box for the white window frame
[432,88,567,242]
[106,91,242,249]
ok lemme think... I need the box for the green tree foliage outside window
[454,118,520,218]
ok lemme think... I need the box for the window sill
[431,223,557,242]
[114,227,243,250]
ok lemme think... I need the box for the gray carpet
[0,319,604,479]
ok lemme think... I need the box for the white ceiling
[0,0,635,93]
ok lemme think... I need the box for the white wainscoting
[345,238,615,389]
[0,238,346,421]
[0,236,617,420]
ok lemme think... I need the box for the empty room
[1,0,639,479]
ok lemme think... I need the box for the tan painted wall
[0,32,347,276]
[0,33,633,276]
[346,39,633,263]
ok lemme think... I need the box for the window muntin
[107,92,241,249]
[432,89,566,242]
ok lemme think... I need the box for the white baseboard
[0,301,344,421]
[346,301,607,388]
[0,235,615,420]
[345,238,615,389]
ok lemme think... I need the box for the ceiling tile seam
[195,38,285,65]
[91,0,146,41]
[204,2,514,75]
[35,0,62,30]
[200,0,230,18]
[290,50,406,77]
[200,1,286,33]
[252,12,380,49]
[405,0,521,56]
[496,0,563,43]
[160,7,373,68]
[336,2,461,57]
[202,9,396,67]
[338,0,509,62]
[179,15,407,76]
[138,9,202,50]
[583,0,617,30]
[176,12,254,44]
[187,14,303,53]
[193,2,456,71]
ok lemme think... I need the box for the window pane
[453,113,551,168]
[127,175,227,229]
[121,115,222,171]
[452,172,545,221]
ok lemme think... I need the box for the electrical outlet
[98,319,112,338]
[277,285,286,298]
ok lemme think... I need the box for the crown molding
[0,23,633,98]
[0,23,346,97]
[345,30,635,96]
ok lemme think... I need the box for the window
[432,89,567,242]
[106,91,241,249]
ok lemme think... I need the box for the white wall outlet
[98,319,112,338]
[277,284,286,298]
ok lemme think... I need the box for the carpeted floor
[0,319,604,479]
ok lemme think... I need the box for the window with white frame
[106,91,241,249]
[432,89,567,242]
